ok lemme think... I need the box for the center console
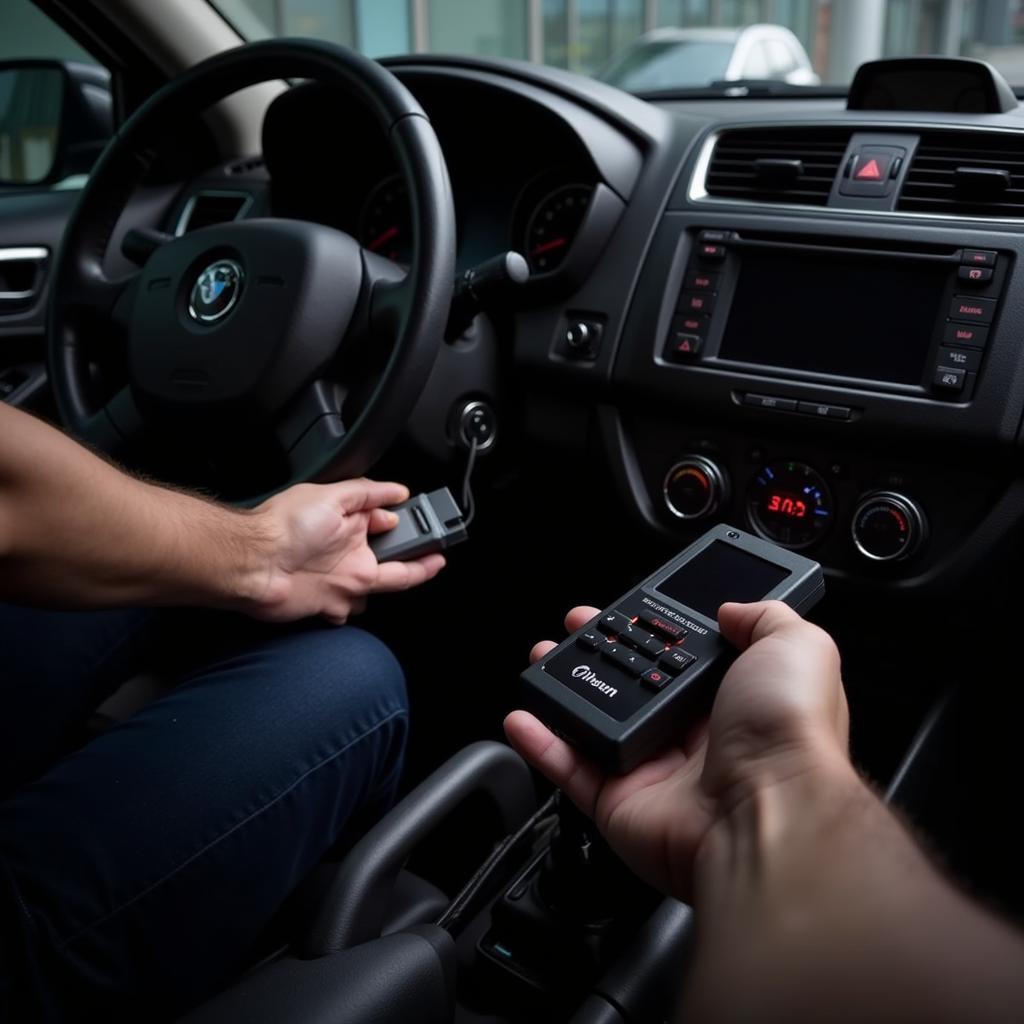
[603,209,1024,587]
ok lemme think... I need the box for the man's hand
[504,601,851,901]
[0,405,443,615]
[248,479,445,624]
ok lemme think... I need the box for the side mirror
[0,59,112,188]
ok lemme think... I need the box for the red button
[678,291,716,316]
[641,667,670,691]
[685,271,719,291]
[667,335,701,358]
[856,158,883,180]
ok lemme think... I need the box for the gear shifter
[538,796,632,925]
[477,792,659,1008]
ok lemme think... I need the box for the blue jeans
[0,606,409,1022]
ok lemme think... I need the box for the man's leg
[0,622,408,1023]
[0,605,154,795]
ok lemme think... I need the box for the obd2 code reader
[519,524,825,774]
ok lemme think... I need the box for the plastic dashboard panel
[614,208,1024,448]
[507,94,1024,591]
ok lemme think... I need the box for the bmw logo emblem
[188,259,244,324]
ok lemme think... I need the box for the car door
[0,0,111,410]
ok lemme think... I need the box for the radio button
[949,295,996,324]
[943,322,988,348]
[696,243,726,262]
[797,401,851,420]
[937,347,981,371]
[957,266,993,285]
[962,249,997,267]
[743,393,798,412]
[933,366,966,392]
[685,271,719,291]
[672,312,709,336]
[678,291,716,316]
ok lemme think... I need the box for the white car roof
[639,27,744,44]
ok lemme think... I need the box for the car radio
[518,524,824,774]
[661,229,1007,403]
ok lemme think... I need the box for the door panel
[0,188,80,405]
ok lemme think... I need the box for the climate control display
[748,461,833,549]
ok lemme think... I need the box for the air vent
[227,156,265,175]
[175,190,252,236]
[706,128,851,206]
[898,131,1024,218]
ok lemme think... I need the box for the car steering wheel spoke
[79,386,145,455]
[276,379,348,480]
[64,264,140,338]
[358,248,408,343]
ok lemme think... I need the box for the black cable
[460,437,479,528]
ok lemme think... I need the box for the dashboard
[163,58,1024,598]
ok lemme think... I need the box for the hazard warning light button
[855,157,886,180]
[839,145,906,199]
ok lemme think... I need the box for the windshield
[210,1,1024,94]
[601,38,736,91]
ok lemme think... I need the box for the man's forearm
[0,405,273,610]
[682,763,1024,1022]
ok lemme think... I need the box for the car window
[0,0,93,63]
[740,40,771,79]
[0,0,102,194]
[212,1,1024,95]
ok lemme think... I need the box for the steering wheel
[46,39,456,492]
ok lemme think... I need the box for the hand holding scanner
[518,524,824,774]
[369,487,468,562]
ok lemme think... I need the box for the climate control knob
[663,457,728,520]
[852,492,927,562]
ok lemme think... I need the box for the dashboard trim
[174,189,255,237]
[687,122,1024,224]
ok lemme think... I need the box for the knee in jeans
[278,623,409,754]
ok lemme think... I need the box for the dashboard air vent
[175,190,252,235]
[227,156,265,175]
[705,128,851,206]
[897,131,1024,218]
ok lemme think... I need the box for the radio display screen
[718,250,946,384]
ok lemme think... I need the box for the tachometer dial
[748,461,833,549]
[360,175,412,263]
[525,183,593,273]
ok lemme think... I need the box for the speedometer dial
[525,183,593,273]
[360,175,412,264]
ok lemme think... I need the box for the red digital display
[767,492,808,519]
